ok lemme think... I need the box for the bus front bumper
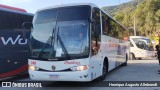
[29,70,92,82]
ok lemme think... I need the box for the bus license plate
[49,75,60,79]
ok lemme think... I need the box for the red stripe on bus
[0,64,28,78]
[0,4,27,12]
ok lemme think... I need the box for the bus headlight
[29,65,39,71]
[70,65,89,71]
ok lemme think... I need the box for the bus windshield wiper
[38,36,53,58]
[57,28,71,60]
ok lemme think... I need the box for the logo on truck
[0,35,27,45]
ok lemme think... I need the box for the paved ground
[106,59,160,81]
[1,59,160,90]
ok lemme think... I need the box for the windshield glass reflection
[132,38,154,51]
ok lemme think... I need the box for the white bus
[28,3,130,81]
[129,36,155,60]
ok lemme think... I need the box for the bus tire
[98,61,108,81]
[138,58,142,60]
[122,54,128,66]
[129,53,135,60]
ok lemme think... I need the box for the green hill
[102,0,144,16]
[102,0,160,39]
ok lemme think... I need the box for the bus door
[90,8,102,78]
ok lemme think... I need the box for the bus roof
[36,3,127,30]
[0,4,33,16]
[37,3,98,12]
[0,4,26,12]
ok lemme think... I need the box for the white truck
[129,36,155,60]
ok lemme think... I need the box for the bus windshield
[31,5,91,60]
[132,38,154,51]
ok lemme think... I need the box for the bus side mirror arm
[22,22,33,30]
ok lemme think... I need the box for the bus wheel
[129,53,135,60]
[98,62,107,81]
[138,58,142,60]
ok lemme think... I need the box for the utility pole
[134,16,136,36]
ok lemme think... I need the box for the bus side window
[102,12,109,35]
[91,8,101,55]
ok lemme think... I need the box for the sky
[0,0,132,13]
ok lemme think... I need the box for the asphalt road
[1,59,160,90]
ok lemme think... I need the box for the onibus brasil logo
[2,82,42,87]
